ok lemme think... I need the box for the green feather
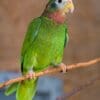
[21,16,68,72]
[5,16,68,100]
[5,83,18,96]
[5,2,69,100]
[5,0,69,100]
[19,16,68,100]
[21,18,41,63]
[16,79,37,100]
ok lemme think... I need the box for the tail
[16,78,38,100]
[5,83,18,96]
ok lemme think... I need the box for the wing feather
[21,17,41,64]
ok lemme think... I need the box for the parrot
[5,0,74,100]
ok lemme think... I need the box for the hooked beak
[61,0,74,15]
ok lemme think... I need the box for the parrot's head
[44,0,74,23]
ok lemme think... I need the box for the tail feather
[5,83,18,96]
[16,78,38,100]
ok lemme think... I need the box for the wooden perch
[0,57,100,88]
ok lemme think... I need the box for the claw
[59,63,67,73]
[26,71,36,79]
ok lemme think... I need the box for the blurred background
[0,0,100,100]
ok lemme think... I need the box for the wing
[21,17,41,64]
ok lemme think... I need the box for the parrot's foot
[26,71,36,79]
[59,63,67,73]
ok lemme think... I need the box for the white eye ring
[55,0,68,9]
[55,0,68,4]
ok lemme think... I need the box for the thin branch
[0,57,100,88]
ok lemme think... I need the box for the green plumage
[21,17,68,73]
[17,16,68,100]
[5,1,69,100]
[16,79,37,100]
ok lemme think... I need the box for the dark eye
[58,0,62,3]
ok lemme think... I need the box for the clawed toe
[26,72,36,79]
[59,63,67,73]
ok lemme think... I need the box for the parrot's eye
[58,0,62,3]
[54,0,67,9]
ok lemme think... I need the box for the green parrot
[5,0,74,100]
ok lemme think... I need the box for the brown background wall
[0,0,100,100]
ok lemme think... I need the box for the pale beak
[68,0,74,13]
[62,0,74,14]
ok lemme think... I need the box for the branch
[0,57,100,88]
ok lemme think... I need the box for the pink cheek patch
[49,11,65,24]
